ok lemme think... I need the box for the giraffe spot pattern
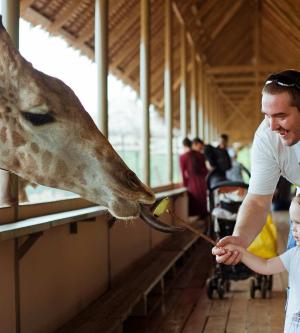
[56,159,68,179]
[13,156,20,169]
[42,151,52,173]
[0,126,7,143]
[12,131,26,147]
[31,142,39,154]
[26,153,38,172]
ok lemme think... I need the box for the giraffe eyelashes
[20,111,56,126]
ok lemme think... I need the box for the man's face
[193,143,204,152]
[262,92,300,146]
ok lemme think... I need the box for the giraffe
[0,16,180,233]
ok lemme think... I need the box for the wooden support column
[1,0,19,48]
[180,23,187,138]
[203,77,210,142]
[164,0,173,184]
[140,0,150,185]
[212,92,217,139]
[190,41,198,138]
[197,59,204,138]
[254,0,262,128]
[95,0,108,137]
[1,2,20,214]
[2,2,21,332]
[208,84,213,142]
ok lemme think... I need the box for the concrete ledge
[0,188,187,242]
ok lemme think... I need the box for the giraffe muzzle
[139,205,184,233]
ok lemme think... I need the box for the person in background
[179,137,192,187]
[272,176,293,211]
[226,151,244,182]
[192,137,205,154]
[204,134,232,187]
[180,137,208,220]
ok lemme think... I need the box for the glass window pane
[150,107,168,187]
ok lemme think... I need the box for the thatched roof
[20,0,300,142]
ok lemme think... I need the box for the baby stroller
[206,170,276,299]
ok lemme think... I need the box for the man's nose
[268,117,280,131]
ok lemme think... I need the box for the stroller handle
[209,180,248,192]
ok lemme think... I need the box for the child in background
[221,195,300,333]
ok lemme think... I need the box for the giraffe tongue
[140,205,184,233]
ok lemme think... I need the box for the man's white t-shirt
[280,247,300,332]
[249,120,300,195]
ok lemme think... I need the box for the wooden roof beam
[51,0,83,30]
[221,90,255,129]
[76,22,94,45]
[210,0,242,40]
[214,76,258,83]
[207,64,300,75]
[20,0,35,14]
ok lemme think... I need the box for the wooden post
[1,0,19,48]
[95,0,108,137]
[140,0,150,185]
[180,23,187,138]
[203,77,210,142]
[197,59,204,138]
[164,0,173,184]
[1,0,19,220]
[190,42,198,138]
[254,0,262,128]
[2,2,21,332]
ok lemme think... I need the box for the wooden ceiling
[20,0,300,142]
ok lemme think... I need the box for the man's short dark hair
[220,134,228,142]
[182,137,192,148]
[192,137,204,145]
[263,70,300,111]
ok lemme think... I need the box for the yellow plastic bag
[247,214,277,259]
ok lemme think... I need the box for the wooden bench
[56,229,200,333]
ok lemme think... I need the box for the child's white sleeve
[279,247,297,272]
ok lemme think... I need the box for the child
[223,195,300,333]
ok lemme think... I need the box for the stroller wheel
[267,275,273,291]
[225,280,231,292]
[217,279,225,299]
[261,277,267,299]
[250,279,256,299]
[206,278,215,299]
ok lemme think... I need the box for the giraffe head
[0,17,181,232]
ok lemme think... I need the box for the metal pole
[197,60,204,139]
[140,0,150,185]
[180,24,187,138]
[164,0,173,184]
[1,2,20,332]
[190,42,197,138]
[95,0,108,137]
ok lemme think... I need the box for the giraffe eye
[21,111,56,126]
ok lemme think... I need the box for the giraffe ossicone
[0,16,181,233]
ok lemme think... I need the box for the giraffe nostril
[126,170,141,190]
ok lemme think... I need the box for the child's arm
[224,244,286,275]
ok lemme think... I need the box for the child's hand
[212,236,244,265]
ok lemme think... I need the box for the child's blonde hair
[292,194,300,205]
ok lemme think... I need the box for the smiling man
[212,69,300,265]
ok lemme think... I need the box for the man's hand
[212,236,243,265]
